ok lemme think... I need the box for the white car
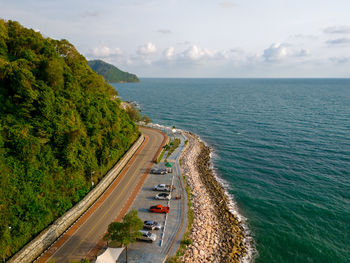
[138,230,157,242]
[153,184,175,192]
[155,192,171,200]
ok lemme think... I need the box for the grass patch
[181,238,192,246]
[157,147,166,163]
[157,137,181,163]
[166,138,181,159]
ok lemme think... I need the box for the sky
[1,0,350,77]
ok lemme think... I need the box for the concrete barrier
[8,135,145,263]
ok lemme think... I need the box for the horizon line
[136,77,350,79]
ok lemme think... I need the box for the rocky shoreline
[179,132,247,263]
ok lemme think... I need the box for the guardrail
[8,135,145,263]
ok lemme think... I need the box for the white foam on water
[194,133,258,263]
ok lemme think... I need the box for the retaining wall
[8,135,145,263]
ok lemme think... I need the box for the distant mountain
[88,60,139,83]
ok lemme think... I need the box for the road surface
[116,127,189,263]
[42,127,165,263]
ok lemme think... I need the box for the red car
[149,204,169,213]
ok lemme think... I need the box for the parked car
[143,220,161,230]
[150,168,166,175]
[153,184,175,192]
[138,230,157,242]
[160,168,168,174]
[155,192,171,200]
[149,204,170,213]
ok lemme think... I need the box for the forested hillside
[0,19,140,259]
[88,59,139,83]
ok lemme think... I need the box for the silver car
[138,230,157,242]
[153,184,175,192]
[143,220,161,230]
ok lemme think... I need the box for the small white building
[95,247,124,263]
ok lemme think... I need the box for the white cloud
[182,45,214,60]
[128,42,346,77]
[163,46,175,60]
[263,43,309,62]
[137,42,157,56]
[263,43,288,61]
[324,25,350,34]
[160,45,246,64]
[93,42,313,74]
[91,46,123,57]
[218,48,246,60]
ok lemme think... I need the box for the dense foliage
[121,102,151,124]
[0,19,140,259]
[88,59,139,83]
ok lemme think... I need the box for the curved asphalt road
[45,127,165,263]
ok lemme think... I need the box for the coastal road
[41,127,165,263]
[116,127,189,263]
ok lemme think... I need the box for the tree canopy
[104,209,143,262]
[104,209,143,246]
[0,19,140,259]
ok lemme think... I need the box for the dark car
[159,168,168,174]
[143,220,161,230]
[150,168,166,175]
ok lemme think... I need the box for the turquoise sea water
[114,79,350,263]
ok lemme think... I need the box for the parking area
[116,130,187,263]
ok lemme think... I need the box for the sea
[113,78,350,263]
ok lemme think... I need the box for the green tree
[103,209,143,263]
[142,115,151,124]
[125,105,141,122]
[0,19,140,259]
